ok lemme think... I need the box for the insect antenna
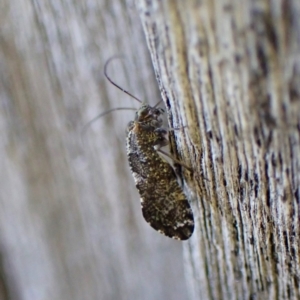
[82,56,143,135]
[81,107,136,136]
[154,99,163,108]
[104,56,143,103]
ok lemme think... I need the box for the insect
[90,57,194,240]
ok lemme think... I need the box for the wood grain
[138,0,300,299]
[0,1,189,299]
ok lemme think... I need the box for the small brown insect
[126,104,194,240]
[88,57,194,240]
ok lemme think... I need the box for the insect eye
[149,108,162,118]
[152,107,164,117]
[154,128,167,135]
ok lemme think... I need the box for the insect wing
[127,125,194,240]
[140,173,194,240]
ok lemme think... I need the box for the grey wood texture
[137,0,300,299]
[1,0,300,299]
[0,1,188,300]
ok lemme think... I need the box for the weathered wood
[137,0,300,299]
[0,1,189,300]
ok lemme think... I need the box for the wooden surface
[0,1,189,300]
[138,0,300,299]
[1,0,300,300]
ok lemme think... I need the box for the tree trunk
[137,0,300,299]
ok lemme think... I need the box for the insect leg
[157,149,192,172]
[153,127,191,171]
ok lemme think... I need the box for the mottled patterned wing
[140,174,194,240]
[127,126,194,240]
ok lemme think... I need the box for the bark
[0,1,188,300]
[137,0,300,299]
